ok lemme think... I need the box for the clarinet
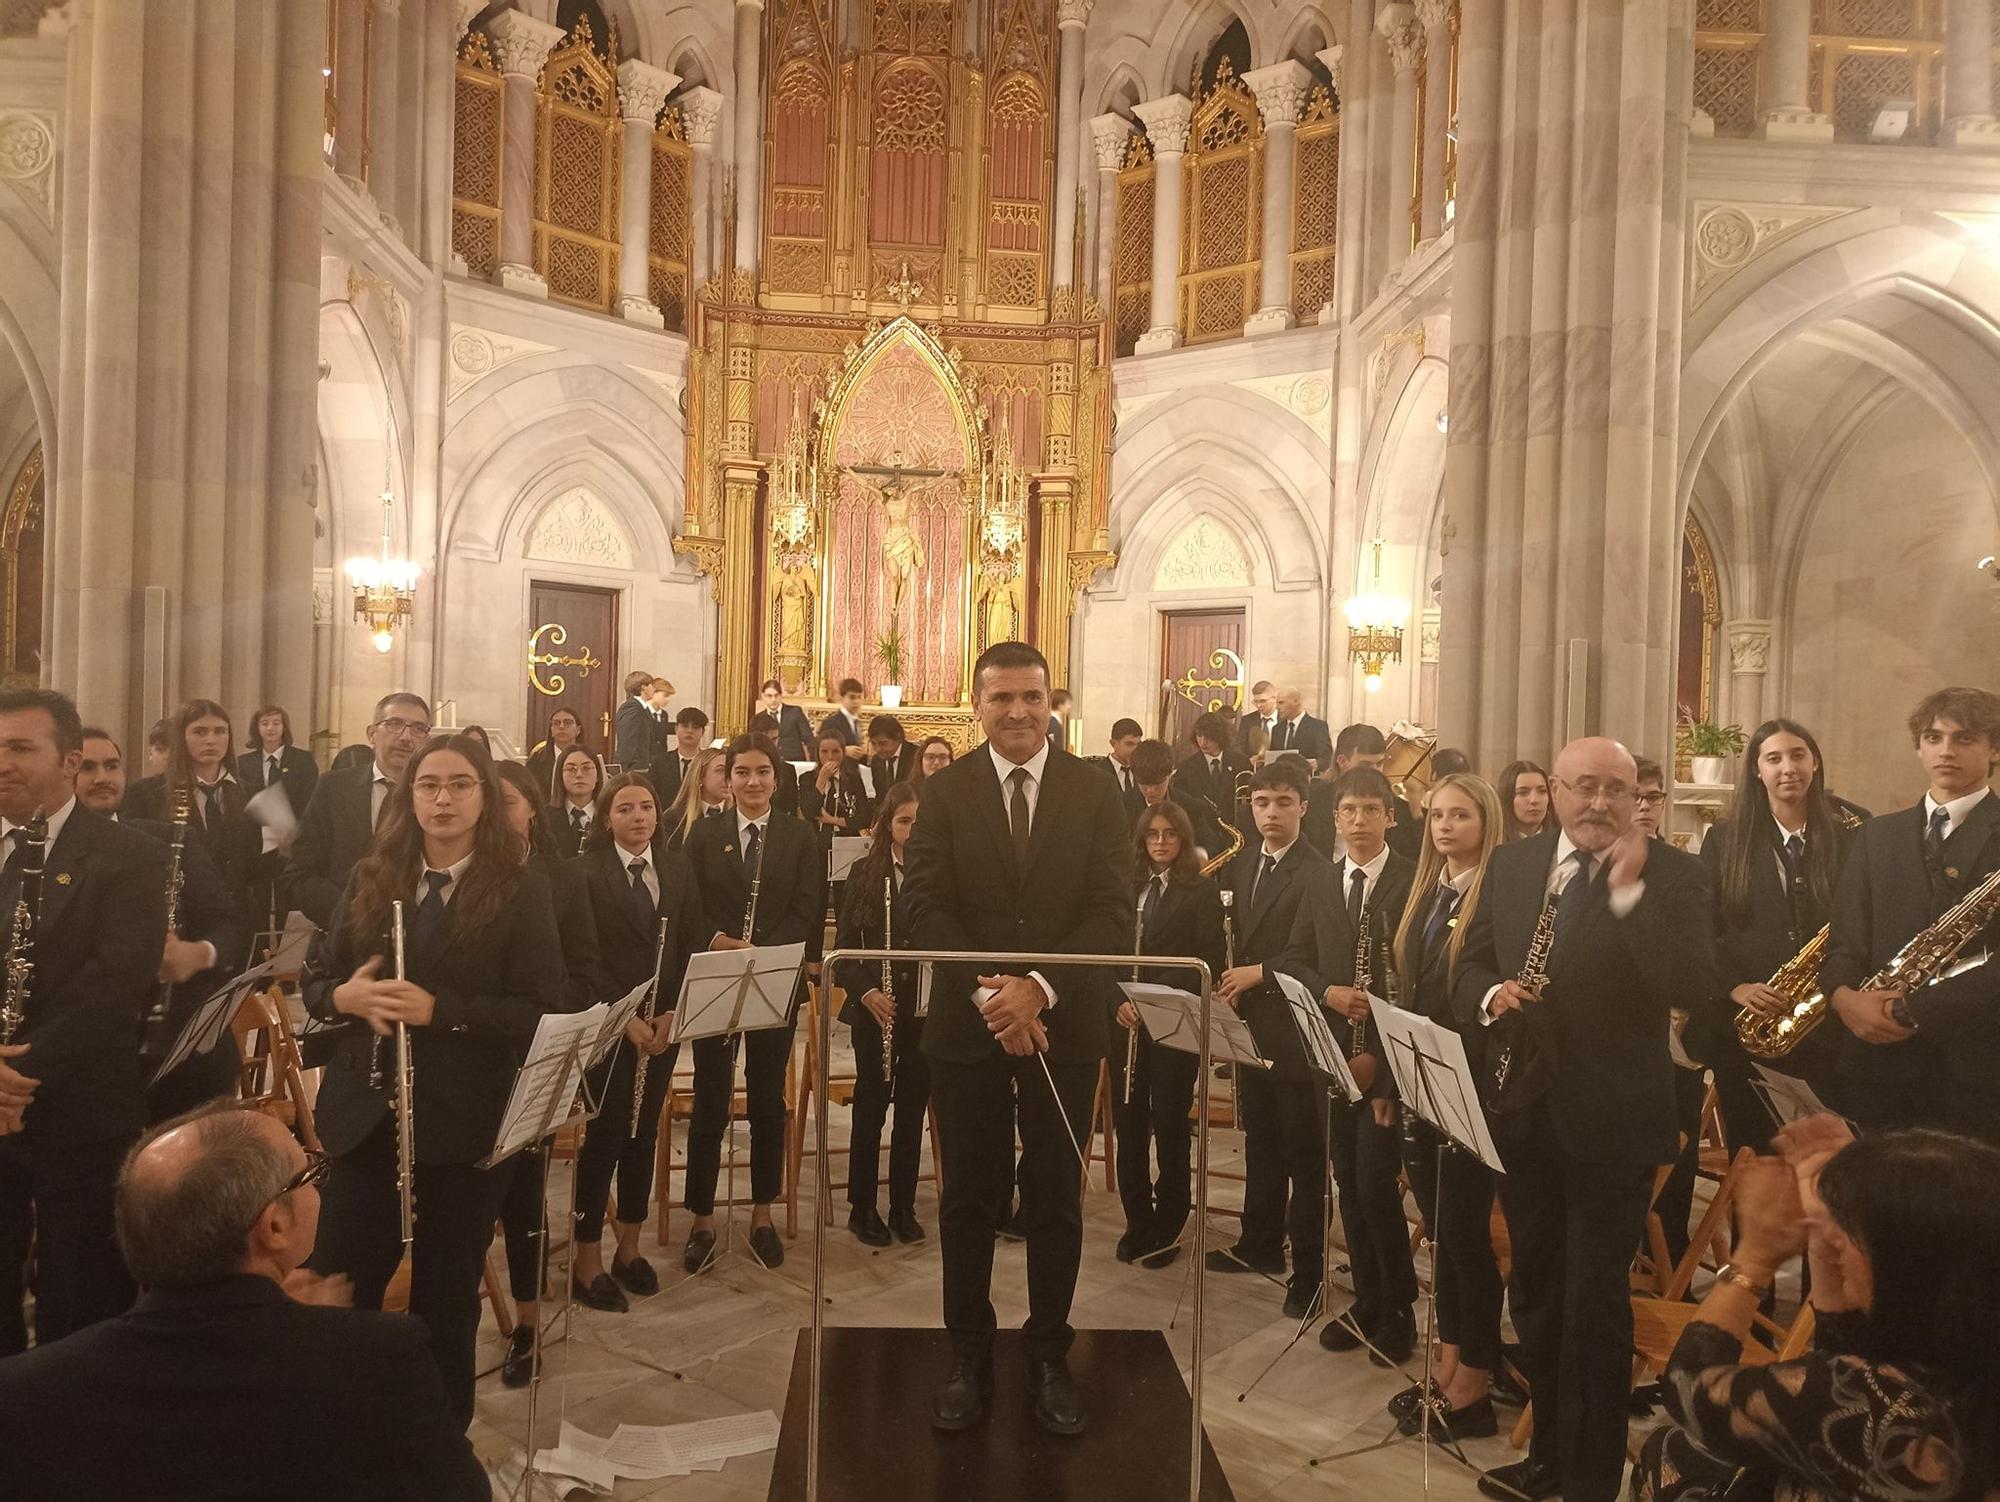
[742,833,765,942]
[0,810,48,1044]
[1350,901,1375,1060]
[628,916,672,1138]
[142,787,192,1051]
[390,900,415,1245]
[1124,888,1144,1105]
[880,873,896,1096]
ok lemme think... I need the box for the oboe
[390,900,415,1245]
[880,873,896,1095]
[628,916,672,1138]
[143,787,192,1050]
[1124,888,1144,1105]
[0,810,47,1044]
[1350,902,1375,1060]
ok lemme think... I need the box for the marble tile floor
[470,1106,1672,1500]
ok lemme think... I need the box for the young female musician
[526,705,598,803]
[551,745,605,856]
[1687,719,1859,1152]
[834,784,929,1246]
[662,746,730,851]
[915,736,954,783]
[800,730,872,850]
[302,734,565,1427]
[491,759,603,1387]
[128,698,266,931]
[679,734,823,1273]
[1385,771,1507,1441]
[1112,798,1225,1267]
[1497,760,1550,843]
[570,772,705,1309]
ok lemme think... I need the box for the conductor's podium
[768,1327,1236,1501]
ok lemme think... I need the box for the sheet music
[244,782,297,855]
[668,942,807,1044]
[855,764,876,798]
[828,836,870,883]
[1120,981,1269,1069]
[916,962,933,1018]
[1370,1001,1507,1173]
[1750,1064,1838,1130]
[265,911,316,973]
[148,968,269,1086]
[487,1004,614,1161]
[1272,970,1361,1100]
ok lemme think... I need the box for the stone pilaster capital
[1414,0,1455,35]
[680,85,725,147]
[1056,0,1094,30]
[1089,111,1137,169]
[1132,93,1194,157]
[1377,4,1424,74]
[1242,60,1314,128]
[616,58,681,123]
[1725,619,1774,674]
[487,11,565,79]
[454,0,484,39]
[1317,44,1346,96]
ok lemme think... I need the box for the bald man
[0,1103,488,1501]
[1453,738,1715,1502]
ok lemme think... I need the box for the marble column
[1050,0,1092,294]
[366,0,401,229]
[330,0,371,184]
[1243,60,1311,335]
[681,86,725,294]
[1320,40,1358,320]
[1415,0,1453,241]
[1378,3,1422,275]
[1131,93,1191,354]
[1757,0,1832,142]
[1944,0,2000,148]
[1088,111,1135,304]
[1438,1,1693,766]
[488,10,564,297]
[615,59,680,327]
[1725,620,1772,730]
[51,0,321,737]
[731,0,765,289]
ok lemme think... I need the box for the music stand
[828,836,869,885]
[1749,1063,1851,1133]
[148,945,308,1088]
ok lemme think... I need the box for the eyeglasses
[375,717,431,740]
[1634,791,1668,810]
[1552,776,1632,805]
[1335,804,1388,822]
[279,1149,329,1196]
[411,776,481,801]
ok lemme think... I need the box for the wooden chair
[231,984,320,1151]
[651,1023,801,1244]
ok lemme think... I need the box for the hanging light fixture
[346,448,420,654]
[1344,537,1409,694]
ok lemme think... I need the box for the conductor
[903,641,1133,1437]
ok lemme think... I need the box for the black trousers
[1497,1105,1656,1502]
[496,1144,547,1306]
[1330,1098,1418,1317]
[1237,1069,1328,1284]
[1402,1118,1503,1372]
[1111,1034,1200,1242]
[685,1026,792,1214]
[307,1117,511,1430]
[0,1134,134,1356]
[575,1040,680,1239]
[848,1013,931,1214]
[931,1052,1097,1362]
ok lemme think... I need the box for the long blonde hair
[665,745,728,844]
[1391,772,1504,990]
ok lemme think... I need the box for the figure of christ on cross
[848,452,951,616]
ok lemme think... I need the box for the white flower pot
[879,684,903,709]
[1690,755,1730,786]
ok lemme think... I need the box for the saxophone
[1735,808,1864,1058]
[1746,866,2000,1059]
[142,787,193,1051]
[0,812,48,1044]
[628,916,672,1137]
[1486,893,1558,1112]
[880,872,896,1097]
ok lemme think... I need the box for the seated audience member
[0,1103,490,1502]
[1633,1118,2000,1502]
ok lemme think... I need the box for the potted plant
[1680,716,1745,786]
[875,626,905,709]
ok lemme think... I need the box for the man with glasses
[0,1101,488,1500]
[1455,738,1715,1502]
[285,693,431,928]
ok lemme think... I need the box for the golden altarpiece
[672,0,1114,743]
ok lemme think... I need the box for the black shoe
[930,1356,992,1431]
[1490,1365,1530,1408]
[1281,1279,1319,1321]
[1205,1243,1284,1276]
[1400,1393,1499,1441]
[1026,1358,1086,1436]
[681,1229,717,1275]
[848,1206,892,1247]
[1115,1228,1147,1264]
[575,1272,629,1313]
[1317,1305,1372,1353]
[998,1210,1029,1242]
[1369,1305,1417,1367]
[1137,1239,1181,1269]
[1387,1378,1444,1422]
[500,1324,538,1388]
[889,1209,925,1243]
[749,1224,786,1269]
[610,1254,659,1297]
[1477,1458,1562,1502]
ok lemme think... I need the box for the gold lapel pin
[1945,866,1960,880]
[54,873,71,886]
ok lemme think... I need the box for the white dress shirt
[1926,787,1993,842]
[414,851,476,905]
[1337,844,1392,912]
[1,795,75,854]
[370,763,397,826]
[982,738,1057,1008]
[617,840,659,907]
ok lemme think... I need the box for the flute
[391,900,415,1246]
[1123,889,1144,1105]
[628,916,672,1138]
[880,873,896,1095]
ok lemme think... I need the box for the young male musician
[1455,738,1714,1502]
[1305,723,1421,862]
[1822,687,2000,1140]
[902,641,1132,1437]
[1131,738,1228,862]
[865,715,919,793]
[1275,765,1419,1361]
[819,679,869,759]
[1236,681,1277,755]
[0,689,170,1354]
[649,707,710,806]
[758,678,815,765]
[1090,718,1145,812]
[1177,711,1250,826]
[1209,759,1333,1317]
[286,692,432,928]
[615,671,659,770]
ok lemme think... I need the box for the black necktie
[571,807,586,835]
[1007,767,1031,865]
[1346,865,1366,933]
[1272,721,1289,751]
[199,782,223,829]
[1552,849,1592,944]
[628,855,654,923]
[1208,757,1220,784]
[372,778,392,830]
[1142,873,1164,936]
[1424,883,1460,950]
[1925,806,1950,866]
[1250,851,1276,907]
[743,822,763,873]
[267,755,281,788]
[407,869,452,969]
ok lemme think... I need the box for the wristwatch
[1714,1263,1774,1300]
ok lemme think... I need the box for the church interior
[3,0,2000,1498]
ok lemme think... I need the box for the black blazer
[681,810,823,1016]
[1397,875,1483,1054]
[1222,836,1333,1071]
[772,703,816,764]
[615,697,656,770]
[1268,714,1332,768]
[1086,756,1147,827]
[833,861,921,1027]
[773,760,801,819]
[904,747,1134,1069]
[1132,869,1227,998]
[1821,793,2000,1090]
[0,1273,488,1501]
[574,840,704,1011]
[1162,786,1229,862]
[1177,748,1249,815]
[542,851,605,1014]
[8,807,169,1149]
[125,773,266,924]
[800,764,873,845]
[548,801,597,859]
[526,744,604,808]
[650,746,697,807]
[1272,850,1416,1083]
[1452,831,1714,1166]
[302,863,567,1163]
[237,743,320,820]
[867,742,919,796]
[819,707,865,748]
[125,816,252,1101]
[1236,710,1272,756]
[285,764,384,929]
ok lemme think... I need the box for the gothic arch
[810,316,986,476]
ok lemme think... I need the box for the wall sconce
[346,453,419,653]
[1344,537,1409,694]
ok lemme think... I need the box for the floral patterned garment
[1631,1312,1966,1502]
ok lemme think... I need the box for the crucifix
[847,453,952,616]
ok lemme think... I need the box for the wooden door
[1159,608,1246,757]
[527,581,619,757]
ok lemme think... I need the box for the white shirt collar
[3,796,75,851]
[1925,787,1992,836]
[371,762,397,787]
[1442,865,1477,895]
[988,737,1051,785]
[1258,835,1297,862]
[736,808,771,846]
[1341,844,1391,885]
[1772,813,1807,844]
[1553,830,1591,876]
[616,840,652,871]
[420,850,476,900]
